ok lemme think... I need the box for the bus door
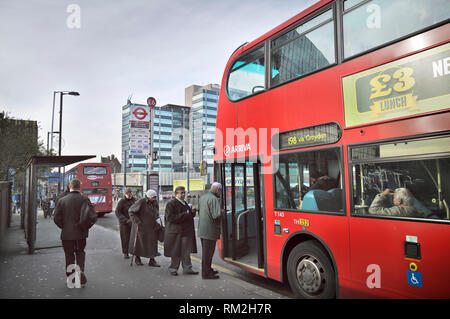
[219,160,265,270]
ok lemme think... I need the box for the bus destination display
[277,122,341,151]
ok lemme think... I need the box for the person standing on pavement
[115,188,136,259]
[54,178,97,286]
[198,182,222,279]
[128,189,161,267]
[164,186,198,276]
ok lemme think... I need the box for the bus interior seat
[302,191,319,211]
[302,189,343,212]
[412,197,434,218]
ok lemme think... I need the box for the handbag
[157,216,165,243]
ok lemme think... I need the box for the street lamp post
[50,91,80,155]
[58,91,80,156]
[50,90,80,192]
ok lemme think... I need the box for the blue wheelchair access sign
[407,270,423,288]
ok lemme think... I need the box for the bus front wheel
[287,240,336,299]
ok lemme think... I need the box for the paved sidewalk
[0,212,288,299]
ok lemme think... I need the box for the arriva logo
[224,143,251,157]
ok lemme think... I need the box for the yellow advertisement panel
[343,42,450,127]
[173,179,205,191]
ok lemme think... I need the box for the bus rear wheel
[287,240,336,299]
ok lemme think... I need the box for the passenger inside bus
[351,149,450,220]
[309,175,338,191]
[368,188,423,218]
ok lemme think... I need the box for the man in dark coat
[115,188,136,259]
[164,186,198,276]
[128,189,161,267]
[54,178,97,286]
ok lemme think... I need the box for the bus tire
[97,213,105,218]
[287,240,336,299]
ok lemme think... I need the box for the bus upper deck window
[270,9,335,87]
[227,46,265,101]
[343,0,450,58]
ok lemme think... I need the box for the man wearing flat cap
[115,188,136,259]
[128,189,162,267]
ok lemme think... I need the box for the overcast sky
[0,0,318,163]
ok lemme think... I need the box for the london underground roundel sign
[132,107,148,120]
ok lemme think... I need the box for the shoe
[148,260,161,267]
[183,269,199,275]
[80,272,87,285]
[135,257,144,266]
[202,274,220,280]
[210,268,219,275]
[170,271,178,276]
[124,254,130,259]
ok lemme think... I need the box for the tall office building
[152,104,190,172]
[185,84,220,182]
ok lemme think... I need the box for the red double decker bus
[214,0,449,298]
[64,162,113,217]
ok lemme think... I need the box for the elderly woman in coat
[128,189,162,267]
[164,186,198,276]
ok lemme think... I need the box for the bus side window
[343,0,450,58]
[351,136,450,220]
[270,8,335,87]
[274,147,343,213]
[227,46,265,101]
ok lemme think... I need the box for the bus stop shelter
[22,155,95,254]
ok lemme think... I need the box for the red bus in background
[214,0,449,298]
[64,163,113,217]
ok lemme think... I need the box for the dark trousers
[201,238,216,276]
[62,239,87,276]
[119,222,132,254]
[169,236,193,272]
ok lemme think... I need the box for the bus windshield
[83,166,107,175]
